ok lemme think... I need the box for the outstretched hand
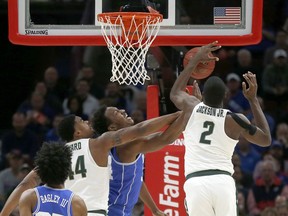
[242,71,258,101]
[147,6,159,14]
[191,41,221,64]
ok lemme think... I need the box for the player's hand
[192,80,202,101]
[242,71,257,101]
[193,41,221,63]
[147,6,159,14]
[152,209,168,216]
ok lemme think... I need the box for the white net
[97,12,162,85]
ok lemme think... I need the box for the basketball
[183,47,215,79]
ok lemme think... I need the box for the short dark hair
[57,115,76,142]
[34,142,72,185]
[91,105,110,135]
[203,76,226,107]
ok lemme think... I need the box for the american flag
[213,7,241,24]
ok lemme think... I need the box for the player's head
[34,142,72,186]
[57,114,94,142]
[202,76,226,108]
[92,105,134,135]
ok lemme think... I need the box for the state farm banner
[145,85,192,216]
[144,137,186,216]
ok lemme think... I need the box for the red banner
[145,137,186,216]
[144,85,193,215]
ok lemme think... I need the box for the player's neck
[46,183,64,189]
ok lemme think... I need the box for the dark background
[0,1,85,131]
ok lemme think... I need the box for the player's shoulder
[22,188,36,197]
[20,188,37,204]
[72,194,87,214]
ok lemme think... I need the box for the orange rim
[97,12,163,25]
[97,12,163,42]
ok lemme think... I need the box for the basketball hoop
[97,12,163,85]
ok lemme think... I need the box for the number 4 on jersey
[69,155,87,180]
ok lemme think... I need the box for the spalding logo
[25,30,48,35]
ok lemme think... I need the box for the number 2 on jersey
[199,121,215,144]
[69,155,87,180]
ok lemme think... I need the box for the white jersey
[65,138,110,212]
[183,102,238,176]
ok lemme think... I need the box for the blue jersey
[108,148,144,216]
[33,185,74,216]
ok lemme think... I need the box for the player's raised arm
[170,41,220,111]
[240,72,271,146]
[0,170,41,216]
[96,111,180,150]
[125,110,188,154]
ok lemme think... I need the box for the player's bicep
[241,127,269,147]
[130,133,164,154]
[98,126,141,150]
[233,114,269,147]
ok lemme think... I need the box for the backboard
[9,0,262,46]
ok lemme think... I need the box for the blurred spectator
[65,95,89,121]
[34,81,63,113]
[234,49,262,95]
[253,154,280,181]
[63,78,99,118]
[233,165,253,192]
[261,49,288,118]
[274,122,288,172]
[224,73,251,115]
[0,150,24,210]
[233,165,253,215]
[247,160,288,215]
[238,190,248,216]
[275,195,288,216]
[133,91,147,119]
[43,66,67,101]
[44,114,64,142]
[76,66,105,100]
[17,91,56,137]
[269,141,286,175]
[122,85,142,112]
[264,30,288,67]
[17,163,32,181]
[1,112,39,168]
[234,49,261,79]
[276,123,288,149]
[232,153,241,167]
[261,207,278,216]
[130,109,145,124]
[235,136,261,176]
[103,82,131,113]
